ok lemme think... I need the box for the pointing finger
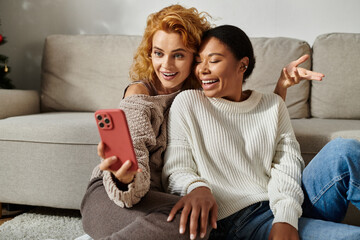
[294,54,309,67]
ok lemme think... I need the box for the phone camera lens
[96,114,102,121]
[104,118,110,124]
[99,122,105,128]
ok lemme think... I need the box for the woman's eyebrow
[153,46,163,51]
[208,53,224,57]
[172,48,187,52]
[153,46,187,53]
[196,52,225,57]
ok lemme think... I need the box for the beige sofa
[0,33,359,226]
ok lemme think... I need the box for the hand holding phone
[98,142,140,184]
[95,109,138,173]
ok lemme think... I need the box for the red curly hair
[129,5,212,90]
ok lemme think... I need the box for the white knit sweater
[162,89,304,229]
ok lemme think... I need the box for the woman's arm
[267,98,304,239]
[163,94,217,239]
[274,54,324,101]
[124,83,150,98]
[268,98,305,231]
[162,94,211,196]
[100,95,165,208]
[96,83,150,188]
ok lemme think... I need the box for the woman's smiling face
[195,37,248,102]
[151,30,193,94]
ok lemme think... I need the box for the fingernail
[200,232,205,238]
[167,216,171,222]
[190,234,196,240]
[179,227,184,234]
[111,156,117,160]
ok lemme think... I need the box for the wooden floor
[0,203,26,227]
[0,204,13,226]
[0,217,12,226]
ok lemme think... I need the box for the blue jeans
[209,138,360,240]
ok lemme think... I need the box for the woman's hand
[97,141,141,184]
[268,222,299,240]
[167,187,218,240]
[275,54,325,100]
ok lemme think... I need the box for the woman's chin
[202,90,218,98]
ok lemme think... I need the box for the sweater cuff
[103,171,144,208]
[272,204,300,230]
[90,165,103,180]
[111,173,130,191]
[187,180,211,195]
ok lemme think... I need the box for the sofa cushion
[0,112,100,209]
[0,139,99,209]
[311,33,360,119]
[291,118,360,155]
[0,112,99,144]
[41,35,142,112]
[244,37,311,118]
[0,89,40,119]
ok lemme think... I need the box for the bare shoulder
[124,83,150,98]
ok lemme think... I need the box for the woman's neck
[222,89,251,102]
[155,80,184,95]
[239,90,251,102]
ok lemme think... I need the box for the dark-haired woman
[163,25,360,240]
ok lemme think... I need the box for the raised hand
[275,54,325,100]
[167,187,218,239]
[280,54,324,88]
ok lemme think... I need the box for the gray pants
[81,177,211,240]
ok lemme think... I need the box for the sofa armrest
[0,89,40,119]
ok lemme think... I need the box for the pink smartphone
[95,109,138,172]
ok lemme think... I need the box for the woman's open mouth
[202,79,219,85]
[161,72,178,80]
[201,79,219,89]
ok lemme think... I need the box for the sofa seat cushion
[0,112,100,209]
[0,112,99,144]
[291,118,360,156]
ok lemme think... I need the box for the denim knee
[328,138,360,159]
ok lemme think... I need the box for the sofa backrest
[244,37,312,119]
[311,33,360,119]
[41,35,142,112]
[40,34,311,118]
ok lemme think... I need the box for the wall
[0,0,359,91]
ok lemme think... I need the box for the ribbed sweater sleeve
[162,94,212,196]
[91,93,176,208]
[163,89,304,229]
[268,97,304,229]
